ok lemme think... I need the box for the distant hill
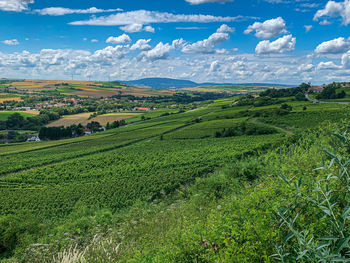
[120,78,198,89]
[118,78,294,90]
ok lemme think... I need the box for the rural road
[305,93,350,105]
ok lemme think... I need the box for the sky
[0,0,349,84]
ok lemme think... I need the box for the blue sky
[0,0,349,84]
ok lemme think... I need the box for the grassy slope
[0,98,349,262]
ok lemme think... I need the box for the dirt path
[249,118,294,136]
[305,93,350,105]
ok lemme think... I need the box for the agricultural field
[0,89,349,262]
[45,113,92,127]
[0,111,38,120]
[183,85,289,94]
[0,93,23,102]
[2,79,174,98]
[46,112,142,127]
[81,112,141,126]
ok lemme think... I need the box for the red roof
[135,107,150,111]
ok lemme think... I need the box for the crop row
[0,134,283,218]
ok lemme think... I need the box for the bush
[0,212,44,256]
[215,122,277,138]
[273,131,350,262]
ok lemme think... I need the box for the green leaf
[315,243,330,250]
[342,206,350,219]
[279,174,290,186]
[318,236,338,241]
[336,237,350,254]
[284,233,294,243]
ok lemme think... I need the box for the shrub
[273,131,350,262]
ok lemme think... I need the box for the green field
[0,95,349,262]
[0,111,36,121]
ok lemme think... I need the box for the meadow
[0,111,38,121]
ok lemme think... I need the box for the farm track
[249,118,294,135]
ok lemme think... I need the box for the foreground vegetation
[0,83,349,262]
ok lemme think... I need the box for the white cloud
[341,50,350,68]
[172,38,187,49]
[119,23,155,33]
[182,32,229,53]
[130,39,152,51]
[91,39,98,43]
[181,26,231,54]
[216,24,235,33]
[314,0,350,25]
[317,61,342,70]
[36,7,122,16]
[185,0,233,4]
[298,63,314,71]
[315,37,350,54]
[106,34,131,44]
[255,34,296,54]
[0,47,342,85]
[144,26,155,33]
[304,25,313,32]
[209,60,220,72]
[320,20,332,25]
[0,0,33,12]
[244,17,287,39]
[120,23,143,33]
[139,42,172,61]
[1,39,19,45]
[69,10,254,26]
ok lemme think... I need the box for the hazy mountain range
[119,78,294,89]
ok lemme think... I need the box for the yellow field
[68,88,118,98]
[4,79,173,97]
[46,113,92,127]
[46,113,140,127]
[0,97,23,102]
[81,113,141,126]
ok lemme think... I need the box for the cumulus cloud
[315,37,350,54]
[130,39,152,51]
[182,32,230,53]
[119,23,155,33]
[0,0,33,12]
[317,61,342,70]
[314,0,350,25]
[144,26,155,33]
[216,24,235,33]
[0,47,341,84]
[36,7,122,16]
[244,17,287,39]
[209,60,220,72]
[341,50,350,68]
[172,38,187,49]
[181,25,232,54]
[1,39,19,45]
[106,34,131,44]
[69,10,254,26]
[139,42,173,61]
[255,34,296,54]
[185,0,233,5]
[298,63,314,71]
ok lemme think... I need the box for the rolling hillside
[0,94,349,262]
